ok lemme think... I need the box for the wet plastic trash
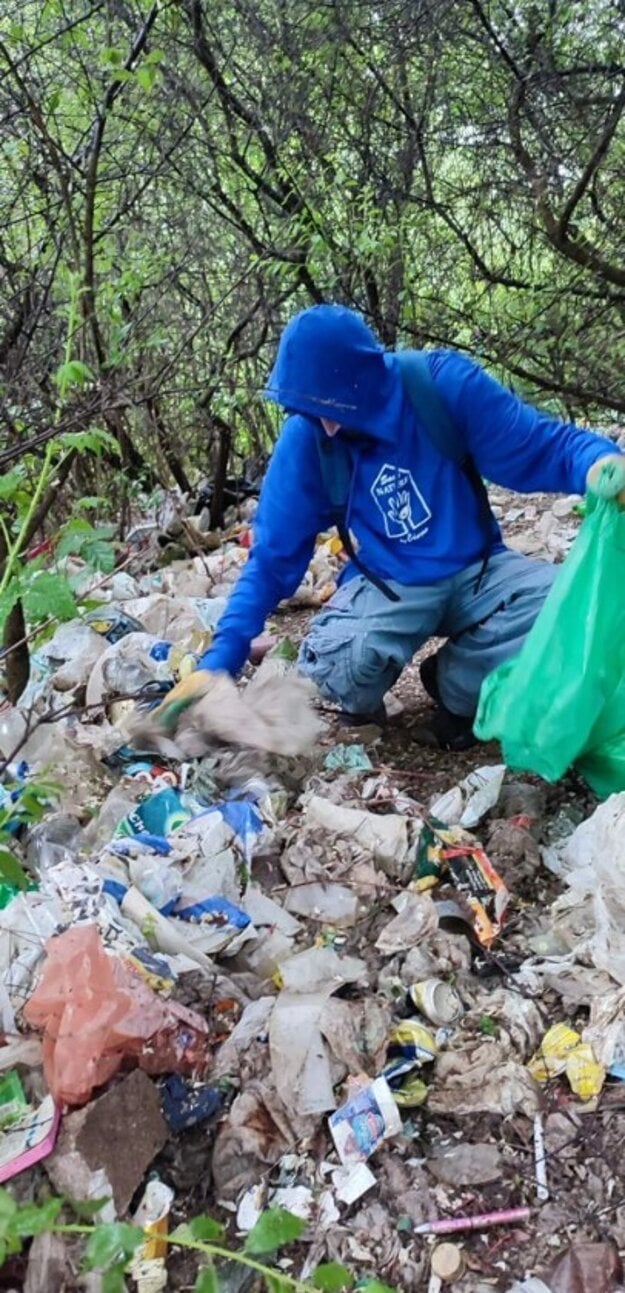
[115,786,192,838]
[430,764,506,829]
[329,1075,402,1164]
[277,946,367,994]
[84,606,146,643]
[409,979,463,1026]
[130,669,323,760]
[130,1178,174,1293]
[270,990,338,1117]
[554,794,625,984]
[270,949,368,1119]
[323,744,373,773]
[382,1019,438,1102]
[528,1023,605,1100]
[0,1093,61,1183]
[23,924,211,1105]
[284,881,360,925]
[120,886,217,972]
[0,1070,27,1128]
[413,820,509,946]
[160,1074,223,1132]
[303,794,421,877]
[375,891,438,955]
[430,1039,541,1117]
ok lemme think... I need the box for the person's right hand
[148,669,216,733]
[586,454,625,504]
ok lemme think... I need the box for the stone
[427,1140,502,1185]
[46,1070,167,1216]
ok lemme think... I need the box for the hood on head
[264,304,400,438]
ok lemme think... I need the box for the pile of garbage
[1,488,625,1292]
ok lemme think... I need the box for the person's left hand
[586,454,625,502]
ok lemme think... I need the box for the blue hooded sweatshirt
[200,305,616,676]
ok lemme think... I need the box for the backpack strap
[315,349,496,601]
[396,350,495,544]
[316,433,400,602]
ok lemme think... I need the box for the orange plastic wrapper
[23,924,211,1106]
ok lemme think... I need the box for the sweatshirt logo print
[371,464,431,542]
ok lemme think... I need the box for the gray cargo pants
[298,550,557,717]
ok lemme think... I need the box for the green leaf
[67,1196,111,1221]
[195,1266,220,1293]
[57,519,118,572]
[478,1014,499,1038]
[359,1282,396,1293]
[0,464,26,501]
[13,1197,62,1238]
[0,1189,18,1240]
[313,1264,354,1292]
[189,1216,227,1242]
[101,1268,127,1293]
[136,65,157,91]
[22,571,77,624]
[76,496,103,512]
[56,517,95,555]
[83,1222,143,1272]
[100,46,123,66]
[265,1277,290,1293]
[0,848,30,892]
[0,580,23,635]
[244,1207,306,1255]
[58,428,118,457]
[172,1216,225,1243]
[54,359,94,394]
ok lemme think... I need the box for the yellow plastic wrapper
[528,1023,605,1100]
[528,1023,581,1082]
[392,1075,429,1108]
[565,1043,605,1101]
[388,1020,438,1064]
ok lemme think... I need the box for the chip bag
[475,495,625,797]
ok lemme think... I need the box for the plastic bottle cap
[430,1242,465,1281]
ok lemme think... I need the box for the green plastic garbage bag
[475,496,625,797]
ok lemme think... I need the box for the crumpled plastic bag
[23,924,211,1105]
[475,496,625,797]
[129,670,323,759]
[558,793,625,985]
[428,1039,541,1117]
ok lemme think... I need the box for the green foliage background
[1,0,624,497]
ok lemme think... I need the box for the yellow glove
[586,454,625,503]
[147,669,215,734]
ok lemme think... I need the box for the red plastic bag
[24,924,211,1106]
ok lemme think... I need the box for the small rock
[498,781,546,819]
[544,1110,582,1157]
[46,1070,167,1215]
[427,1141,502,1185]
[552,494,580,518]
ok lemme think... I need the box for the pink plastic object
[24,924,211,1106]
[0,1097,61,1183]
